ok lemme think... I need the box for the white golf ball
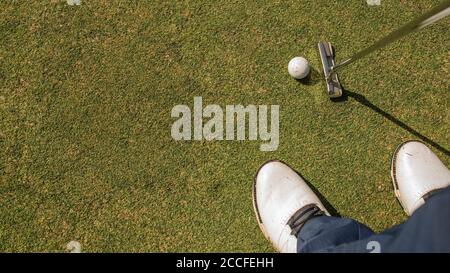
[288,57,310,79]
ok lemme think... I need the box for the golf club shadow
[296,66,321,86]
[295,171,341,217]
[343,88,450,157]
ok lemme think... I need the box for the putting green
[0,1,448,252]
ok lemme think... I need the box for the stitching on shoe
[391,140,425,191]
[391,140,428,214]
[253,160,305,253]
[253,159,306,225]
[253,159,282,224]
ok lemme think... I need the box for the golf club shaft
[330,0,450,75]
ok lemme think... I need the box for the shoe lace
[287,204,324,237]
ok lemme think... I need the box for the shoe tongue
[287,204,324,237]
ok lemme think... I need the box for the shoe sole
[390,140,423,216]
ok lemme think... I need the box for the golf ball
[288,57,310,79]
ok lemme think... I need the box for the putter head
[318,42,343,98]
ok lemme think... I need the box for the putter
[319,0,450,98]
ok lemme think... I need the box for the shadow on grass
[296,66,321,86]
[340,88,450,157]
[320,44,449,156]
[295,171,341,217]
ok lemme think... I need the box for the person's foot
[391,140,450,216]
[253,160,329,253]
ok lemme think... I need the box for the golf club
[319,0,450,98]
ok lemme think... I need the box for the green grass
[0,0,448,252]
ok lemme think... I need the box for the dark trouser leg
[298,186,450,253]
[297,216,374,253]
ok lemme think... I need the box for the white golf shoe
[391,140,450,216]
[253,160,329,253]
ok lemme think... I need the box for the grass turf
[0,0,449,252]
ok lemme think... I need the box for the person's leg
[370,186,450,252]
[296,140,450,253]
[252,159,375,253]
[297,186,450,252]
[297,216,374,253]
[253,141,450,253]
